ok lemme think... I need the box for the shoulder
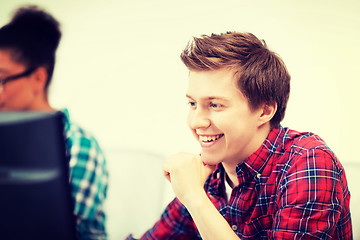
[283,128,331,152]
[276,129,348,192]
[67,121,103,151]
[61,109,105,161]
[65,121,98,144]
[282,128,337,163]
[277,128,346,183]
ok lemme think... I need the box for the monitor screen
[0,111,76,240]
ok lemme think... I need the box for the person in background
[0,5,108,240]
[127,32,352,239]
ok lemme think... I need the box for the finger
[162,159,174,183]
[163,170,171,182]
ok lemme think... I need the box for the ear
[257,102,277,127]
[30,67,48,93]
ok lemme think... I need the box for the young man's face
[186,69,264,167]
[0,49,37,111]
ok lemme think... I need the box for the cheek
[220,117,252,146]
[2,87,16,102]
[213,113,238,133]
[5,85,23,99]
[3,84,32,108]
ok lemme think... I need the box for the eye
[210,102,223,109]
[188,101,197,108]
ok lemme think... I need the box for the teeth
[199,135,223,142]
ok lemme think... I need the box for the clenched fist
[163,152,216,207]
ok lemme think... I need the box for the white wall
[1,0,359,161]
[1,0,359,237]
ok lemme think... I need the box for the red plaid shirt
[127,127,352,239]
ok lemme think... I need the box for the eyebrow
[186,94,230,102]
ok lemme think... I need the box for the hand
[163,152,216,207]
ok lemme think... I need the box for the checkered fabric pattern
[62,109,109,240]
[127,126,352,239]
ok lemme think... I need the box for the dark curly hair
[0,5,61,91]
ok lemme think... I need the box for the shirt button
[209,195,215,200]
[256,173,261,179]
[231,225,238,231]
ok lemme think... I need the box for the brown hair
[180,32,290,128]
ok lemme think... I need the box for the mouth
[198,134,224,147]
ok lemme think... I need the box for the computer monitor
[0,111,76,240]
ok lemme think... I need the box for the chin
[201,152,221,166]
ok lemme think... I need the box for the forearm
[163,153,238,239]
[184,191,240,240]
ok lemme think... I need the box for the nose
[188,107,211,130]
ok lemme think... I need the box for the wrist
[182,189,209,211]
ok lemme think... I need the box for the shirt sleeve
[126,197,198,240]
[68,132,109,240]
[269,147,352,239]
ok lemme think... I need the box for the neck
[223,123,272,187]
[223,164,238,188]
[29,93,53,111]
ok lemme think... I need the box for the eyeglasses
[0,67,36,87]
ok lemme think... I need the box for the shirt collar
[207,164,225,196]
[238,126,285,178]
[207,126,286,195]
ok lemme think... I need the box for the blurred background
[1,0,359,239]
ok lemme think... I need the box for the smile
[199,134,224,143]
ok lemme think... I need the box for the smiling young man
[127,32,352,239]
[0,6,108,240]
